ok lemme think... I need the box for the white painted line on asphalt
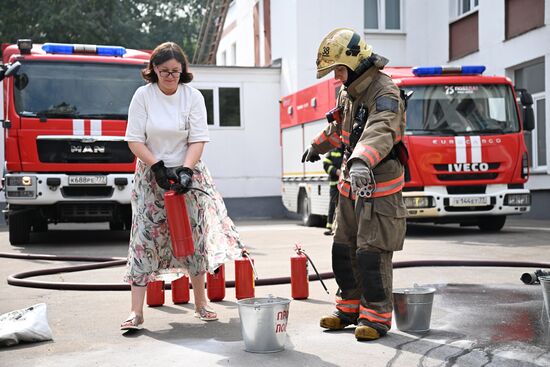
[508,226,550,232]
[237,224,312,232]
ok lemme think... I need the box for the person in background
[322,145,344,236]
[302,28,407,341]
[120,41,244,330]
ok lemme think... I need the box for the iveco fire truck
[0,39,150,244]
[281,65,535,231]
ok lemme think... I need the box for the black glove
[170,167,194,194]
[301,145,320,163]
[150,160,172,190]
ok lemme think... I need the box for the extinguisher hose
[188,187,211,197]
[2,251,550,291]
[299,250,329,294]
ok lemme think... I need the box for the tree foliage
[0,0,208,58]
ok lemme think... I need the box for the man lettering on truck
[301,28,407,341]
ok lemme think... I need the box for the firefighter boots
[355,321,384,341]
[320,311,357,330]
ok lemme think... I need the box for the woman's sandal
[194,306,218,321]
[120,313,144,331]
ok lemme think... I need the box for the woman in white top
[121,42,244,330]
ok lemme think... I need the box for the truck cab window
[13,61,145,119]
[404,84,520,135]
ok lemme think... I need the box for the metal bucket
[539,276,550,321]
[237,295,291,353]
[393,286,436,333]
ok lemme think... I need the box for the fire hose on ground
[1,251,549,291]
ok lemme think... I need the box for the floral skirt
[123,160,244,286]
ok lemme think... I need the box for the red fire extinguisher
[291,244,329,300]
[207,264,225,302]
[235,250,258,300]
[171,275,190,304]
[146,280,165,307]
[291,246,309,299]
[164,190,194,258]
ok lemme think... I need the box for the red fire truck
[0,39,150,244]
[280,65,535,231]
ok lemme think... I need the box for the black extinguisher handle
[296,246,329,294]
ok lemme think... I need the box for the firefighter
[322,146,344,236]
[301,28,407,341]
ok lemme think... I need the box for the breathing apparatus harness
[341,63,413,199]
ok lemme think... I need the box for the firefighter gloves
[171,167,194,194]
[301,145,321,163]
[349,161,372,195]
[151,160,174,190]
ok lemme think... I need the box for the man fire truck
[0,39,150,244]
[281,65,535,231]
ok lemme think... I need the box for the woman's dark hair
[142,42,193,84]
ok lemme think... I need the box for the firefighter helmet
[316,28,373,79]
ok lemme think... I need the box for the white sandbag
[0,303,53,347]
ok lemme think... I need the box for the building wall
[217,0,257,66]
[190,65,282,199]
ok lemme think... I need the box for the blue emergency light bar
[412,65,486,76]
[41,43,126,57]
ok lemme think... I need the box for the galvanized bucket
[237,295,291,353]
[539,276,550,321]
[393,286,436,333]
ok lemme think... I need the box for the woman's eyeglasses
[157,70,182,78]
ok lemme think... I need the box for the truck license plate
[449,196,490,207]
[68,175,107,185]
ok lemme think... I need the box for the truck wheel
[299,193,320,227]
[9,213,31,245]
[478,216,506,232]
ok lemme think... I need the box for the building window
[198,86,242,128]
[200,89,214,125]
[457,0,479,16]
[505,0,545,40]
[449,11,478,60]
[219,87,241,127]
[364,0,402,31]
[515,59,546,171]
[533,96,547,168]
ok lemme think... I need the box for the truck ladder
[192,0,230,65]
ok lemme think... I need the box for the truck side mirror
[522,106,535,131]
[4,61,21,78]
[515,88,535,132]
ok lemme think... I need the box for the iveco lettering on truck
[0,39,150,244]
[281,65,534,231]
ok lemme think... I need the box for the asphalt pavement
[1,218,550,366]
